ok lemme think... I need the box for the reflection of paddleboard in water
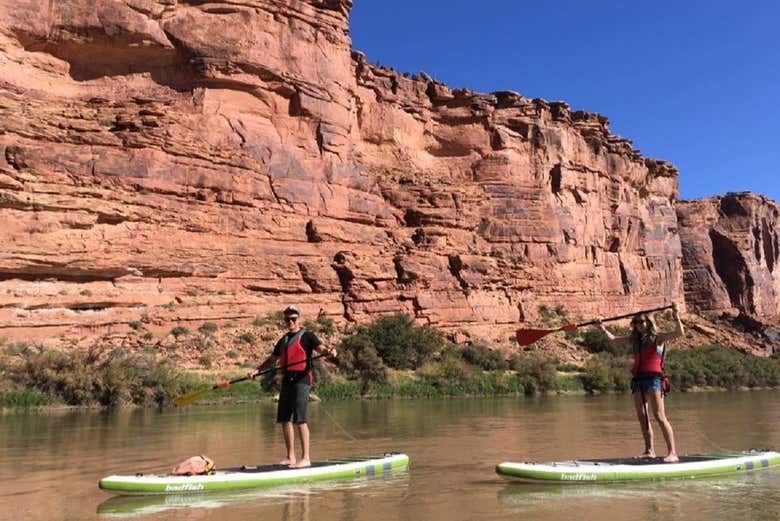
[496,450,780,483]
[99,453,409,496]
[97,472,411,517]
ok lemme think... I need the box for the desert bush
[361,314,445,369]
[304,315,336,337]
[578,328,632,356]
[580,354,632,393]
[417,357,475,394]
[198,322,218,335]
[337,332,388,394]
[665,345,780,390]
[170,326,189,338]
[4,346,181,407]
[237,332,256,344]
[509,353,557,395]
[460,343,508,371]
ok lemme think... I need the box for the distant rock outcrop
[0,0,691,349]
[678,193,780,319]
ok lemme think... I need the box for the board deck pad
[496,450,780,483]
[100,453,409,495]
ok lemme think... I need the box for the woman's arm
[595,319,632,345]
[656,303,683,344]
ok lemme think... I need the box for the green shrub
[361,314,444,370]
[304,315,336,336]
[129,321,143,331]
[199,322,218,335]
[665,345,780,390]
[461,343,508,370]
[170,326,189,338]
[337,332,388,394]
[4,346,181,407]
[142,332,154,341]
[237,332,255,344]
[578,328,631,356]
[417,357,475,393]
[0,389,51,407]
[580,354,632,393]
[509,353,557,395]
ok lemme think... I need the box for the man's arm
[248,354,278,379]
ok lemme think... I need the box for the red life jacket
[280,330,312,384]
[631,336,665,376]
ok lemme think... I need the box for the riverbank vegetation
[2,313,779,408]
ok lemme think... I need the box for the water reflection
[498,469,780,521]
[96,472,411,518]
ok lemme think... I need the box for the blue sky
[350,1,779,203]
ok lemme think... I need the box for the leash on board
[312,397,358,442]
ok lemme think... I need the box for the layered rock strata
[0,0,683,347]
[678,193,780,319]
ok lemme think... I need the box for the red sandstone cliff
[678,193,780,319]
[0,0,694,353]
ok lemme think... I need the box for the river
[1,390,779,520]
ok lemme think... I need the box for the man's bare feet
[634,451,656,459]
[663,453,679,463]
[290,459,311,468]
[278,459,295,466]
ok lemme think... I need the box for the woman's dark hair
[629,313,657,352]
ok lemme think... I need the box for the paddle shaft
[174,352,329,406]
[248,352,328,382]
[212,355,328,390]
[515,305,675,346]
[574,305,674,329]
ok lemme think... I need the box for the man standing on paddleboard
[596,303,683,463]
[250,305,336,468]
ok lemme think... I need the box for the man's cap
[283,305,300,316]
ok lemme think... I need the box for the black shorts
[276,375,310,424]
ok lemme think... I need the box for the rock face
[0,0,684,347]
[678,193,780,319]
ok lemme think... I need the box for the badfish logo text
[560,473,597,481]
[164,483,205,492]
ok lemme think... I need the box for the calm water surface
[1,391,779,521]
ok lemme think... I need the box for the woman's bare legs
[647,390,678,462]
[633,392,655,458]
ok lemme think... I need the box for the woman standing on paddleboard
[597,303,683,463]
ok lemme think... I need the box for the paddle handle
[574,305,674,329]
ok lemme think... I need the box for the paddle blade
[172,388,212,407]
[515,328,556,346]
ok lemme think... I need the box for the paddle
[173,353,328,407]
[515,305,674,346]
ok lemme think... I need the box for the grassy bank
[2,315,779,408]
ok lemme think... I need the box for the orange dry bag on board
[170,455,215,476]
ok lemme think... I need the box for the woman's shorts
[631,375,663,394]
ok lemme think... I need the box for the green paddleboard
[100,452,409,495]
[496,450,780,483]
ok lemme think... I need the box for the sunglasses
[632,319,647,326]
[284,315,299,323]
